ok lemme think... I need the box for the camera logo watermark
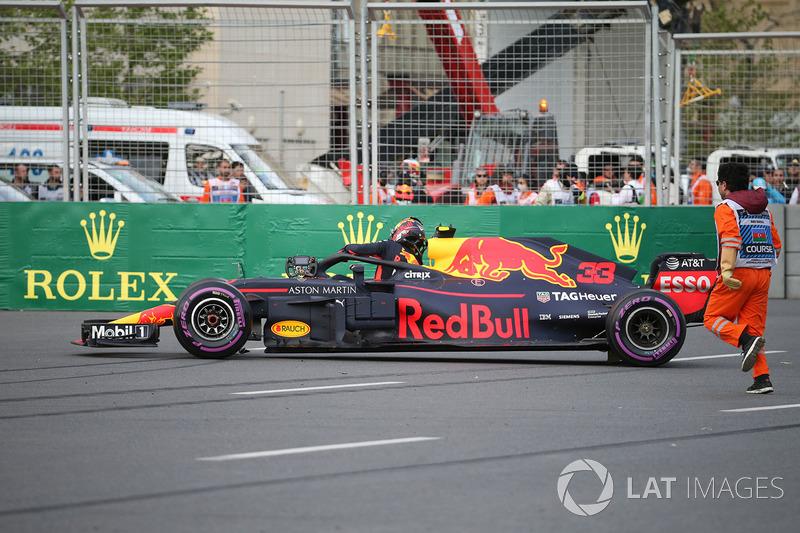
[557,459,785,516]
[557,459,614,516]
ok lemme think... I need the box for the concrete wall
[785,206,800,298]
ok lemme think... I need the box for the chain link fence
[0,1,69,198]
[365,1,655,205]
[2,1,357,204]
[2,1,799,206]
[673,32,800,205]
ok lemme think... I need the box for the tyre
[606,289,685,367]
[172,278,252,359]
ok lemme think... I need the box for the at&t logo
[557,459,614,516]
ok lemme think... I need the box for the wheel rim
[191,297,235,341]
[625,306,669,351]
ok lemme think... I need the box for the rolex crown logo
[338,212,384,245]
[81,210,124,260]
[605,213,645,264]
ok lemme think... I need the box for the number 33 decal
[577,262,616,284]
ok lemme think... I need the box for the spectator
[787,158,800,190]
[375,170,395,205]
[37,165,64,201]
[412,168,433,204]
[626,155,658,205]
[395,159,431,205]
[232,161,257,202]
[562,163,585,204]
[760,168,786,204]
[465,168,490,205]
[778,162,796,202]
[621,154,651,205]
[762,163,774,183]
[200,160,243,203]
[619,164,642,206]
[593,163,615,186]
[789,182,799,205]
[535,161,573,205]
[477,165,520,205]
[688,158,713,205]
[517,174,537,205]
[587,170,624,206]
[188,156,212,186]
[549,159,568,185]
[12,163,35,199]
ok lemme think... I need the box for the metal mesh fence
[674,32,800,205]
[366,1,653,205]
[3,1,798,206]
[0,2,356,204]
[74,2,356,204]
[0,1,69,199]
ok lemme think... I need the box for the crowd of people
[6,155,800,206]
[7,163,65,201]
[370,157,660,206]
[750,159,800,204]
[368,156,800,207]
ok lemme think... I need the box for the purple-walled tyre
[606,289,685,367]
[172,278,252,359]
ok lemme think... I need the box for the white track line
[721,404,800,413]
[231,381,404,396]
[675,350,785,362]
[196,437,440,462]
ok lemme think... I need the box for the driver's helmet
[400,158,420,181]
[390,216,427,259]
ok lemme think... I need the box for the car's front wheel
[606,289,685,366]
[172,278,251,359]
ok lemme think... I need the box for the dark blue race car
[75,227,718,367]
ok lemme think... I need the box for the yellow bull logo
[429,238,576,287]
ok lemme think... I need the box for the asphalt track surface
[1,301,798,532]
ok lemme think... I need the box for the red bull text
[399,298,530,340]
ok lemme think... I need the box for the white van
[0,99,331,204]
[0,156,181,203]
[705,147,800,202]
[574,143,679,204]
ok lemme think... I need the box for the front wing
[72,304,175,348]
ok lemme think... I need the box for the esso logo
[658,275,713,293]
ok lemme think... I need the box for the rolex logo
[605,213,645,264]
[338,212,384,245]
[81,210,124,260]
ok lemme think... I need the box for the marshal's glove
[719,246,742,290]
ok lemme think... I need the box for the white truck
[0,99,331,204]
[574,143,679,205]
[704,147,800,203]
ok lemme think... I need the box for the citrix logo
[557,459,614,516]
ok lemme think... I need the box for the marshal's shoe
[746,374,774,394]
[740,336,764,373]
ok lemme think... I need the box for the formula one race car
[74,227,718,366]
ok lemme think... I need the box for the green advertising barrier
[0,203,717,311]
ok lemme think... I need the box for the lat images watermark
[557,460,785,516]
[557,459,614,517]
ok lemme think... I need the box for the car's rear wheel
[173,278,251,359]
[606,289,685,366]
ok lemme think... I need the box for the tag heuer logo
[537,291,550,303]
